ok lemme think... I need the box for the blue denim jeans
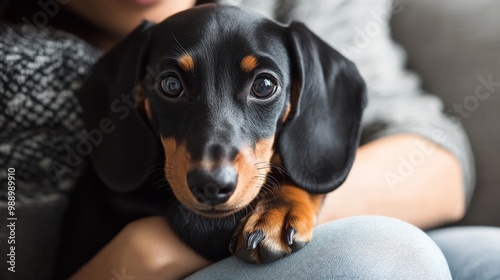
[186,216,458,280]
[428,226,500,280]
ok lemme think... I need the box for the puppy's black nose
[187,166,237,205]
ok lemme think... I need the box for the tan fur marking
[187,159,219,173]
[162,137,194,205]
[241,55,258,72]
[282,103,291,122]
[134,85,152,121]
[144,99,152,120]
[254,137,275,161]
[178,54,195,72]
[271,153,282,165]
[229,137,275,209]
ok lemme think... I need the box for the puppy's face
[142,6,292,217]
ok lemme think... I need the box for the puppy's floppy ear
[76,21,159,192]
[279,22,367,194]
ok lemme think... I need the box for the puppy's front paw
[230,185,323,263]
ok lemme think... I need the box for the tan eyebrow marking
[178,54,195,72]
[241,55,258,72]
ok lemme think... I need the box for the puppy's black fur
[56,4,366,278]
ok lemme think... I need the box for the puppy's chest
[165,198,249,261]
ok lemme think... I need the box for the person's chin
[117,0,166,7]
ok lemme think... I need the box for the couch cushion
[391,0,500,226]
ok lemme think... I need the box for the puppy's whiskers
[145,161,166,179]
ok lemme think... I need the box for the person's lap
[428,226,500,280]
[185,216,452,280]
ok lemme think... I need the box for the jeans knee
[314,216,452,279]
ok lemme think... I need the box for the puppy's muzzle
[187,166,238,205]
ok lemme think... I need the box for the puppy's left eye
[159,76,184,98]
[252,76,277,98]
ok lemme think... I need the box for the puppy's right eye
[251,75,278,99]
[159,76,184,98]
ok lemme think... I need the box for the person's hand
[70,216,210,280]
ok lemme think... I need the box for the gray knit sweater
[0,25,100,204]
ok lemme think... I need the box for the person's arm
[70,217,210,280]
[318,134,464,229]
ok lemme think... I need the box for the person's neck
[47,6,123,51]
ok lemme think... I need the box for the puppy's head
[78,5,366,217]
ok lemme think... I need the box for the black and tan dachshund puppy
[60,3,366,276]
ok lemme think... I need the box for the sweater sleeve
[0,24,100,280]
[231,0,476,205]
[0,25,100,203]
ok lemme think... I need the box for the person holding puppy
[1,0,498,279]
